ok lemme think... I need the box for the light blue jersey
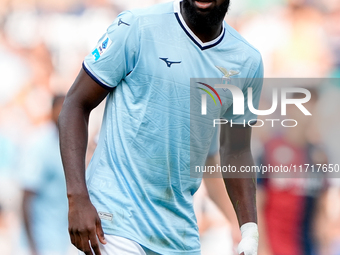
[83,1,263,254]
[207,126,220,157]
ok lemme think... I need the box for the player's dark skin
[181,0,228,42]
[58,1,256,255]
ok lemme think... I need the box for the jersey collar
[173,0,225,50]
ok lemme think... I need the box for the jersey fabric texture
[207,126,220,157]
[83,1,263,254]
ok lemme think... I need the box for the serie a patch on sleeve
[92,34,113,61]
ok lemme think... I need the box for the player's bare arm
[221,124,258,255]
[58,69,109,255]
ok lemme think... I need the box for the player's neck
[180,3,224,43]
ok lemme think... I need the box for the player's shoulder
[119,2,174,25]
[224,22,262,65]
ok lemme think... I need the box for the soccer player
[58,0,263,254]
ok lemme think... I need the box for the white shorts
[78,235,148,255]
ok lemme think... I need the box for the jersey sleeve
[83,11,140,89]
[207,126,220,156]
[222,59,264,124]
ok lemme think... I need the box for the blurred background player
[0,131,17,255]
[256,90,329,255]
[20,95,76,255]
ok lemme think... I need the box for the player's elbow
[58,95,90,130]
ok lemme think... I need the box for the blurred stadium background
[0,0,340,254]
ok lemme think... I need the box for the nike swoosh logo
[118,18,130,26]
[160,58,182,68]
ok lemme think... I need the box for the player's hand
[237,223,258,255]
[68,194,107,255]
